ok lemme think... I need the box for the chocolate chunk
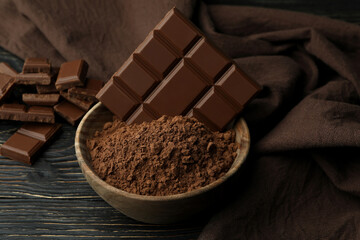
[0,133,43,165]
[96,8,261,131]
[36,67,60,94]
[36,80,58,94]
[0,62,18,77]
[68,78,103,101]
[37,78,56,93]
[60,91,94,111]
[0,123,61,165]
[17,123,61,142]
[53,100,86,126]
[55,59,88,91]
[0,103,55,123]
[22,93,60,106]
[0,73,15,103]
[23,58,51,73]
[15,72,51,85]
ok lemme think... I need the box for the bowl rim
[75,102,250,201]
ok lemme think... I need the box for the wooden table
[0,1,359,239]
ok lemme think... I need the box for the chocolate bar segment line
[143,59,210,116]
[53,100,86,126]
[134,31,179,79]
[154,8,201,56]
[97,79,139,121]
[0,133,43,165]
[0,123,61,165]
[55,59,88,91]
[185,38,231,82]
[36,80,58,94]
[97,8,261,131]
[112,56,158,101]
[23,58,51,73]
[17,123,61,142]
[0,103,55,123]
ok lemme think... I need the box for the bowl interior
[75,102,250,200]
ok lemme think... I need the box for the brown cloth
[1,1,360,239]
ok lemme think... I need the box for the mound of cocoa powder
[87,115,239,196]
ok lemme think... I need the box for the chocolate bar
[23,58,51,73]
[0,73,15,102]
[0,123,61,165]
[0,103,55,123]
[22,93,60,106]
[96,8,261,131]
[55,59,88,91]
[15,72,51,85]
[0,62,18,77]
[54,100,86,126]
[60,91,94,111]
[68,78,103,101]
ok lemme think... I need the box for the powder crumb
[87,115,240,196]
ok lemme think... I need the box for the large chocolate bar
[96,8,261,131]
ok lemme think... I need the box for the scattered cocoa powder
[87,115,239,196]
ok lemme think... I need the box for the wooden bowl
[75,102,250,224]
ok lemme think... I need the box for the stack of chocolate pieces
[0,58,103,165]
[96,8,261,132]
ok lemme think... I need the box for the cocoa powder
[87,115,239,196]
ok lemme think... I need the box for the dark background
[0,0,359,239]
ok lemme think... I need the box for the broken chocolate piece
[68,78,103,101]
[0,73,15,103]
[22,93,60,106]
[15,72,51,85]
[23,58,51,73]
[0,103,55,123]
[0,123,61,165]
[17,123,61,142]
[55,59,88,91]
[53,100,86,126]
[0,62,18,77]
[60,91,94,111]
